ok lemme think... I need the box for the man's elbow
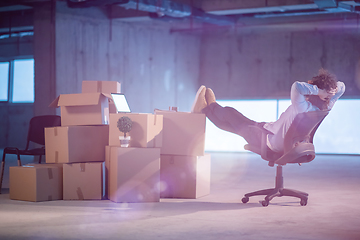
[337,81,346,93]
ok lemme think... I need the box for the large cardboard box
[155,110,206,156]
[45,125,109,164]
[82,81,121,94]
[106,146,160,203]
[109,113,163,148]
[160,154,211,199]
[49,93,111,126]
[9,164,63,202]
[63,162,104,200]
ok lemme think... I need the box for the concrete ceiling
[104,0,360,26]
[1,0,360,34]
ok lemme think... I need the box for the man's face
[320,88,337,101]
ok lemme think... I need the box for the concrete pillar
[33,1,57,116]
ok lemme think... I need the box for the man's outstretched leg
[191,86,262,146]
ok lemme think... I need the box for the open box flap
[49,93,112,108]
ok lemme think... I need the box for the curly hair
[307,68,337,91]
[306,68,338,110]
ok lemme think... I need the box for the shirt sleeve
[291,81,319,112]
[327,81,346,110]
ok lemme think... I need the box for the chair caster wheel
[260,200,269,207]
[241,197,249,203]
[300,198,307,206]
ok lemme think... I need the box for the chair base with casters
[241,165,308,207]
[241,110,329,207]
[0,115,61,194]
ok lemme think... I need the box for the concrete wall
[0,2,201,148]
[54,4,200,113]
[0,105,34,148]
[199,24,360,100]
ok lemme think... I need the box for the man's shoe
[191,85,207,113]
[205,88,216,105]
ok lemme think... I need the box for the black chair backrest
[26,115,61,149]
[283,110,329,154]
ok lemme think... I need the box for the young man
[191,68,346,153]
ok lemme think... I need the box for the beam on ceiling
[314,0,338,9]
[200,0,315,12]
[118,0,236,25]
[108,5,150,21]
[0,0,50,8]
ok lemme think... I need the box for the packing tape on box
[80,163,86,172]
[76,187,84,200]
[97,81,102,92]
[47,168,53,180]
[55,151,59,163]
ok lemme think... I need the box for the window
[0,58,34,103]
[205,99,360,155]
[205,100,278,152]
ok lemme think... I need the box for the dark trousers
[202,102,263,148]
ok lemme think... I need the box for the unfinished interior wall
[54,2,200,114]
[199,25,360,100]
[0,2,200,148]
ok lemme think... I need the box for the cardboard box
[82,81,121,94]
[109,102,117,114]
[9,164,63,202]
[49,93,111,126]
[45,125,109,164]
[109,113,163,148]
[82,81,121,114]
[106,146,160,203]
[155,110,206,156]
[63,162,104,200]
[160,154,211,199]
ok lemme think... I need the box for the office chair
[0,115,61,194]
[242,110,329,207]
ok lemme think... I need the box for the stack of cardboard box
[9,82,211,202]
[9,81,120,202]
[155,110,211,199]
[105,112,163,203]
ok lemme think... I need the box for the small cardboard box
[9,164,63,202]
[49,93,111,126]
[63,162,104,200]
[106,146,160,203]
[160,154,211,199]
[82,81,121,94]
[155,110,206,156]
[109,113,163,148]
[45,125,109,164]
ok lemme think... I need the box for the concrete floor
[0,151,360,240]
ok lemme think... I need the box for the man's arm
[291,81,319,112]
[328,81,346,110]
